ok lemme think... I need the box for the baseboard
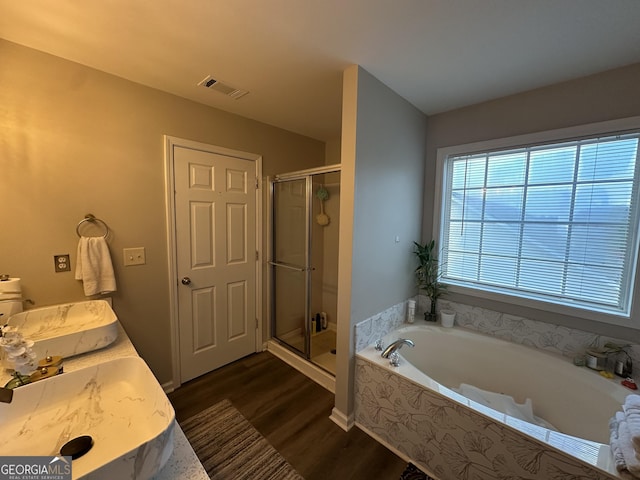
[162,380,176,394]
[266,340,335,393]
[329,407,354,431]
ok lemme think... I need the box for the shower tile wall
[314,174,340,330]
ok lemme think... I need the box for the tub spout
[381,338,415,358]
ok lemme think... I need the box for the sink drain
[60,435,93,460]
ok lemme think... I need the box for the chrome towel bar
[268,261,307,272]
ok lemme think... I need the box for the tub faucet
[381,338,415,359]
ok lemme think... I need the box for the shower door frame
[269,164,341,361]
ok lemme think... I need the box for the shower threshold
[266,339,336,393]
[275,328,337,375]
[312,350,336,375]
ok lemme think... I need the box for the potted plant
[413,240,446,322]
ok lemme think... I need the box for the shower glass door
[270,165,340,375]
[271,178,310,357]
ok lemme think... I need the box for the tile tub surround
[356,295,639,384]
[0,323,208,480]
[355,299,409,352]
[436,298,640,384]
[355,352,619,480]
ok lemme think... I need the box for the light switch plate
[123,247,146,266]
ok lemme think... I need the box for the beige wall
[0,39,325,384]
[424,62,640,341]
[325,135,342,165]
[335,65,427,420]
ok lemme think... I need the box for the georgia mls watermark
[0,456,71,480]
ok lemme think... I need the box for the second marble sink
[0,356,175,479]
[6,300,118,360]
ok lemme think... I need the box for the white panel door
[174,146,257,382]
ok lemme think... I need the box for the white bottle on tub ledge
[407,300,416,323]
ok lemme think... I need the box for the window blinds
[440,133,640,316]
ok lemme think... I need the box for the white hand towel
[624,410,640,452]
[609,412,627,472]
[612,412,633,478]
[625,395,640,413]
[75,237,117,296]
[616,411,640,478]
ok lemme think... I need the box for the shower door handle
[268,261,306,272]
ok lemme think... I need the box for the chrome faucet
[381,338,415,358]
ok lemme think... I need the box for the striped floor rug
[180,399,304,480]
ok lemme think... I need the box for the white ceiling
[2,1,640,142]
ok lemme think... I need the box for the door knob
[181,277,192,285]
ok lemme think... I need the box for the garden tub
[355,323,628,479]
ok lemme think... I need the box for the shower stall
[269,164,340,376]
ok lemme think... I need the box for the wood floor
[168,351,408,480]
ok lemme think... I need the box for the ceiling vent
[197,75,249,100]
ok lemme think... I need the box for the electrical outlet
[54,254,71,272]
[123,247,146,266]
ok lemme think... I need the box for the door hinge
[255,251,259,261]
[255,177,259,189]
[255,318,259,330]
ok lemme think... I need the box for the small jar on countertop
[585,348,608,371]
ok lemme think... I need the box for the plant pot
[440,310,456,328]
[424,312,437,322]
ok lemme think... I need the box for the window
[437,123,640,319]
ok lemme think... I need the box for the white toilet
[0,276,23,323]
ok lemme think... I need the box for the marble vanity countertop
[2,322,209,480]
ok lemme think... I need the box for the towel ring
[76,214,110,238]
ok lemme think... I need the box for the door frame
[164,135,263,390]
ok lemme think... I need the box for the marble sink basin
[0,356,175,479]
[7,300,118,360]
